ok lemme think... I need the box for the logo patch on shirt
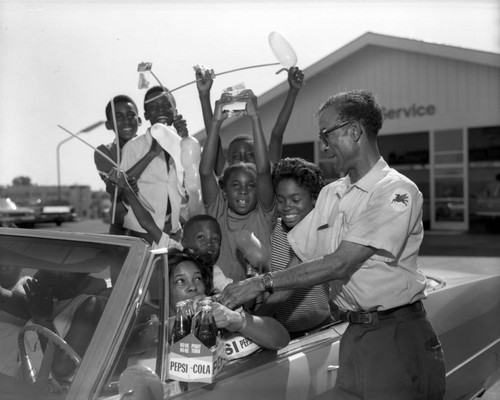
[390,190,411,212]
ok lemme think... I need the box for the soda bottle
[171,301,191,344]
[199,297,213,308]
[184,298,195,325]
[195,305,218,348]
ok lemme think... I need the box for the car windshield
[0,230,131,398]
[0,198,16,210]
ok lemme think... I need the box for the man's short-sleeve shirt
[288,158,426,312]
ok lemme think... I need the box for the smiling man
[222,90,446,399]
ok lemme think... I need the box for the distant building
[195,32,500,232]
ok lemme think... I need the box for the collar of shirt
[348,157,389,193]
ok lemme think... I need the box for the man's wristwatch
[261,272,274,294]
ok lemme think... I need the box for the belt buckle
[348,310,379,324]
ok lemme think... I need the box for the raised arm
[268,67,304,164]
[199,96,232,205]
[243,90,275,210]
[195,68,225,175]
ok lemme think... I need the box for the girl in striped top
[255,158,332,338]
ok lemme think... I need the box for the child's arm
[124,139,163,182]
[268,67,304,164]
[199,96,232,206]
[112,172,163,244]
[196,69,226,175]
[243,90,275,211]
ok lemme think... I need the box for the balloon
[180,136,202,168]
[268,31,298,69]
[234,230,270,275]
[180,135,205,217]
[150,122,184,181]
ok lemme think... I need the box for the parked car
[17,199,77,226]
[36,205,77,225]
[0,228,499,400]
[0,198,35,228]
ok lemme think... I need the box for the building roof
[259,31,500,106]
[194,31,500,138]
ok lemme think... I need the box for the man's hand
[23,278,53,322]
[221,276,264,310]
[173,114,188,138]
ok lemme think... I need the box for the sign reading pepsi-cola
[168,333,227,383]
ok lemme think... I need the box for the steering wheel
[18,324,82,391]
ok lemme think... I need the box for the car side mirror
[119,365,163,400]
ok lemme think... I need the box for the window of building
[378,132,430,227]
[281,142,315,163]
[468,125,500,230]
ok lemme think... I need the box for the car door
[175,323,345,400]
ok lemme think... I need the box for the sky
[1,0,499,191]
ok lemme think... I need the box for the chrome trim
[446,337,500,377]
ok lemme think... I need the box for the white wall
[218,45,500,145]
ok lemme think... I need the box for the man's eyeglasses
[318,121,352,147]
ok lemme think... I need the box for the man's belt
[341,301,424,324]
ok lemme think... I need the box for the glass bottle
[184,298,195,325]
[171,300,191,344]
[195,305,218,348]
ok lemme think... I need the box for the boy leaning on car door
[222,90,446,399]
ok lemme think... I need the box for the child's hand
[288,66,304,91]
[109,169,137,193]
[127,176,139,193]
[195,69,214,95]
[173,114,189,138]
[211,302,243,332]
[213,96,233,122]
[238,90,258,117]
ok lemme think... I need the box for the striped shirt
[270,220,330,332]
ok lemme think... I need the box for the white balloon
[180,135,202,168]
[268,31,298,68]
[180,135,205,216]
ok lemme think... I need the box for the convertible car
[0,227,499,400]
